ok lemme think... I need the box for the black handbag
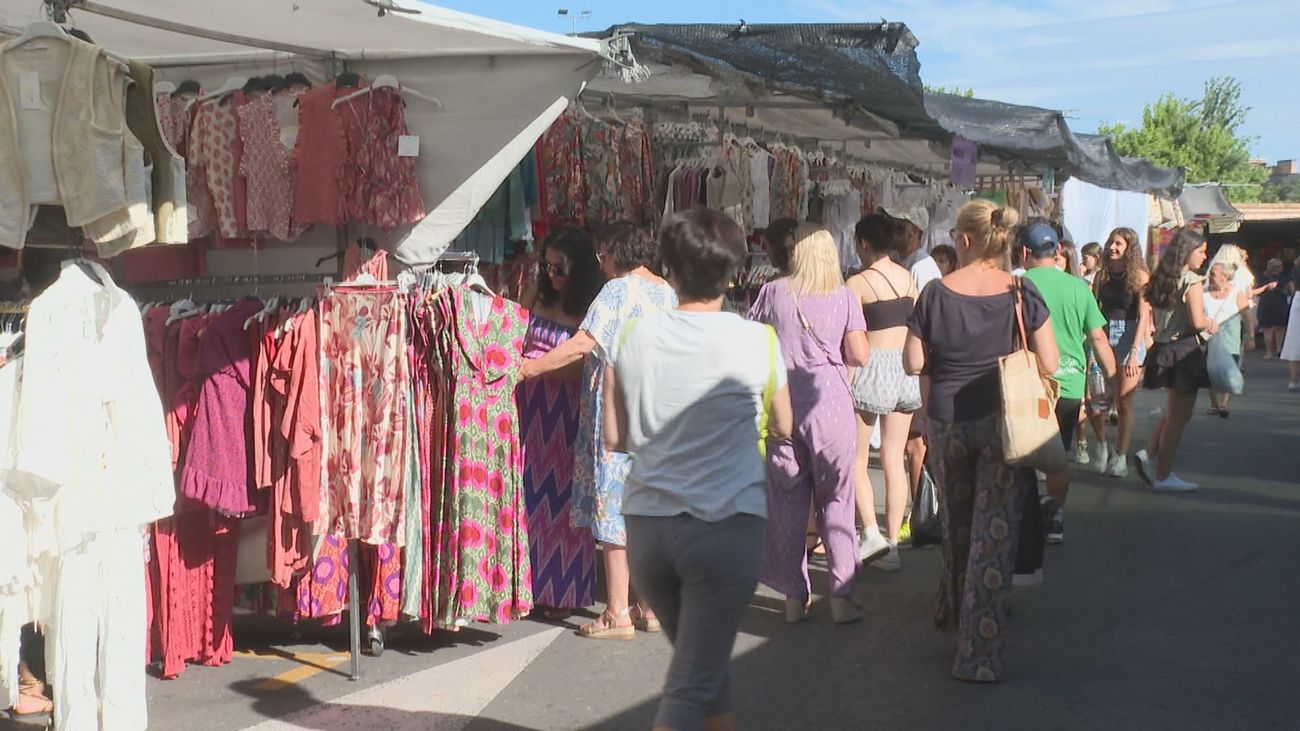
[909,466,942,547]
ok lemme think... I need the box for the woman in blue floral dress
[520,222,676,638]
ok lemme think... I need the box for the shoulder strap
[875,267,906,299]
[1012,277,1030,351]
[856,270,884,300]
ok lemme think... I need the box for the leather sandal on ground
[631,606,661,633]
[578,608,635,641]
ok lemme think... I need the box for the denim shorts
[1108,319,1147,366]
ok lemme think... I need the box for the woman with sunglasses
[517,228,605,620]
[520,222,676,639]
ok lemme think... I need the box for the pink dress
[179,298,264,516]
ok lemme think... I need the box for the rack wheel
[366,626,385,657]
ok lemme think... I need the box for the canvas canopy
[920,93,1185,198]
[1178,184,1243,233]
[0,0,611,265]
[583,22,1011,177]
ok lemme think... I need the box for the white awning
[0,0,608,265]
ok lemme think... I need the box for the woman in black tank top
[1086,227,1152,479]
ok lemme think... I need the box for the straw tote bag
[998,279,1066,472]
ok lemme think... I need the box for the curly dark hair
[1094,227,1147,297]
[595,221,658,275]
[660,209,747,302]
[536,227,605,319]
[1146,227,1205,310]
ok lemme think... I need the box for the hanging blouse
[238,94,302,241]
[189,98,242,241]
[267,313,322,588]
[293,81,351,228]
[336,88,424,229]
[539,111,585,227]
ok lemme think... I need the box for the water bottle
[1088,361,1110,412]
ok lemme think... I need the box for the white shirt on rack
[10,261,174,551]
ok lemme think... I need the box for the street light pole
[556,8,592,35]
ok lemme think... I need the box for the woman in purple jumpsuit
[749,225,870,624]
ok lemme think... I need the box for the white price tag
[18,72,41,110]
[397,135,420,158]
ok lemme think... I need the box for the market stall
[0,3,623,728]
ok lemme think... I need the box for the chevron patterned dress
[517,316,595,609]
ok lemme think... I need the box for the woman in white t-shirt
[605,208,793,731]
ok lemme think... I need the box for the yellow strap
[758,325,778,458]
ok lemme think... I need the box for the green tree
[1098,77,1267,202]
[1261,177,1300,203]
[925,84,974,98]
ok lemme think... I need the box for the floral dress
[517,316,594,610]
[426,288,532,626]
[571,275,677,546]
[317,287,410,546]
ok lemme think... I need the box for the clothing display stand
[128,273,366,681]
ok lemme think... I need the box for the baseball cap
[879,204,929,232]
[1019,222,1060,257]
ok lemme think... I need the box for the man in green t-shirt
[1022,223,1116,546]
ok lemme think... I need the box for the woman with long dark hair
[1133,228,1217,491]
[519,222,676,639]
[1087,227,1151,478]
[517,227,606,619]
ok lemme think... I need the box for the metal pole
[347,540,361,681]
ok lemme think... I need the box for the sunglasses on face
[540,261,570,276]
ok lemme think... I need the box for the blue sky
[437,0,1297,164]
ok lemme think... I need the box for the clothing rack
[128,272,369,682]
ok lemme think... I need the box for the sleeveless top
[855,267,914,331]
[1097,273,1140,321]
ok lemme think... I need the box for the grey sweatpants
[626,513,766,731]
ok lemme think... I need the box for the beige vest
[0,36,136,249]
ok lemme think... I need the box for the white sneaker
[870,544,901,572]
[1133,449,1154,486]
[1153,473,1199,492]
[1106,453,1128,478]
[1012,569,1043,586]
[1288,382,1300,393]
[1072,439,1090,465]
[857,525,891,564]
[1092,441,1111,474]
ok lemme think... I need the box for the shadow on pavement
[229,679,545,731]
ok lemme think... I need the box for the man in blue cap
[1021,221,1117,547]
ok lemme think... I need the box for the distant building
[1269,159,1298,184]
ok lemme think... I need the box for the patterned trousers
[928,413,1034,682]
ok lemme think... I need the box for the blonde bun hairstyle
[955,199,1021,264]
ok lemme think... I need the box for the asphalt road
[5,355,1297,730]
